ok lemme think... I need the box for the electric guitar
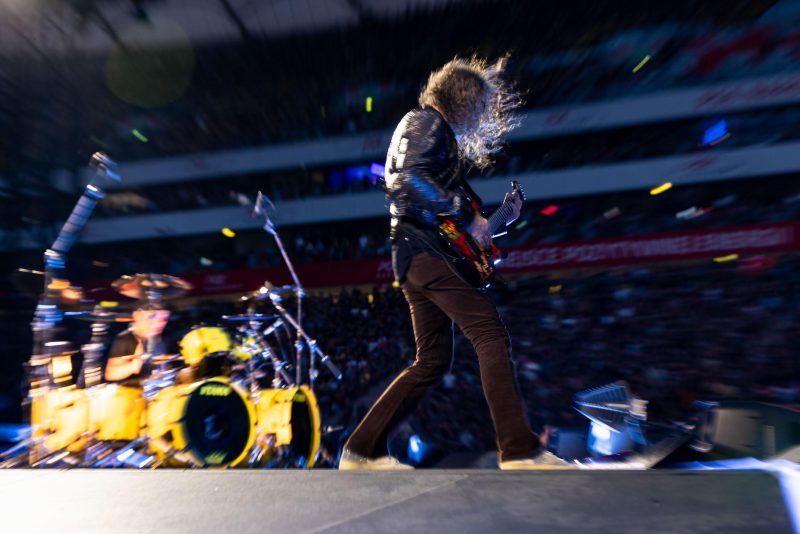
[434,180,525,289]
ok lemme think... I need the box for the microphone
[89,152,121,183]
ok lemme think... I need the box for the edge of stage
[0,469,795,533]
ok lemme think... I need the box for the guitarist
[340,57,573,470]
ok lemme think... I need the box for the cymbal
[113,273,193,301]
[222,314,280,322]
[244,284,298,301]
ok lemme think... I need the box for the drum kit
[1,154,340,469]
[2,272,326,469]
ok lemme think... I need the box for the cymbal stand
[79,306,111,388]
[252,192,310,386]
[261,318,294,387]
[268,293,342,382]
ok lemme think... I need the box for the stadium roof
[0,0,479,57]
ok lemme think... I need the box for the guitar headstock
[511,180,526,203]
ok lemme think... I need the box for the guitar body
[436,219,501,289]
[434,180,525,290]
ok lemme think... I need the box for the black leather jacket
[384,107,481,281]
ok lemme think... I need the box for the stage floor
[0,469,794,533]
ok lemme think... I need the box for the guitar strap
[457,176,483,210]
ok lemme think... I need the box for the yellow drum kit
[4,176,339,470]
[8,274,325,469]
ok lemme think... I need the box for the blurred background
[0,0,799,464]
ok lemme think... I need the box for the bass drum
[146,378,255,468]
[87,384,145,442]
[255,386,321,468]
[30,387,89,452]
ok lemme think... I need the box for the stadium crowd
[52,173,800,282]
[92,105,800,219]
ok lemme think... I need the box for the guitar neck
[487,201,514,234]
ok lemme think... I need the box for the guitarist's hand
[467,214,492,249]
[504,192,523,225]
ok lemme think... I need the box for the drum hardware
[267,292,342,382]
[92,437,153,468]
[68,305,133,389]
[231,313,295,390]
[0,436,45,468]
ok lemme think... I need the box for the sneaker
[338,449,415,471]
[499,450,577,470]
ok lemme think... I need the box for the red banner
[84,222,800,298]
[500,221,800,272]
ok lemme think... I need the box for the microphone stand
[31,153,120,388]
[251,192,340,388]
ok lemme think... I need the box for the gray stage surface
[0,469,793,533]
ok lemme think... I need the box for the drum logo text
[205,451,227,465]
[199,384,231,397]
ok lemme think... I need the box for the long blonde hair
[419,56,522,169]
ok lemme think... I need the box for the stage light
[407,434,430,464]
[702,119,730,146]
[603,206,621,219]
[409,435,421,455]
[549,285,562,294]
[131,129,149,143]
[222,228,236,238]
[392,281,400,288]
[366,97,373,113]
[370,162,385,177]
[632,55,651,73]
[515,220,528,230]
[541,205,559,216]
[200,257,213,266]
[650,182,672,196]
[713,254,739,263]
[99,301,118,308]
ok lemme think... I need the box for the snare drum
[30,387,89,452]
[87,384,145,441]
[146,377,255,468]
[255,386,321,467]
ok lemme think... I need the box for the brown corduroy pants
[344,252,540,462]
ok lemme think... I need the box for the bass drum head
[181,380,254,467]
[255,386,321,468]
[291,392,315,461]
